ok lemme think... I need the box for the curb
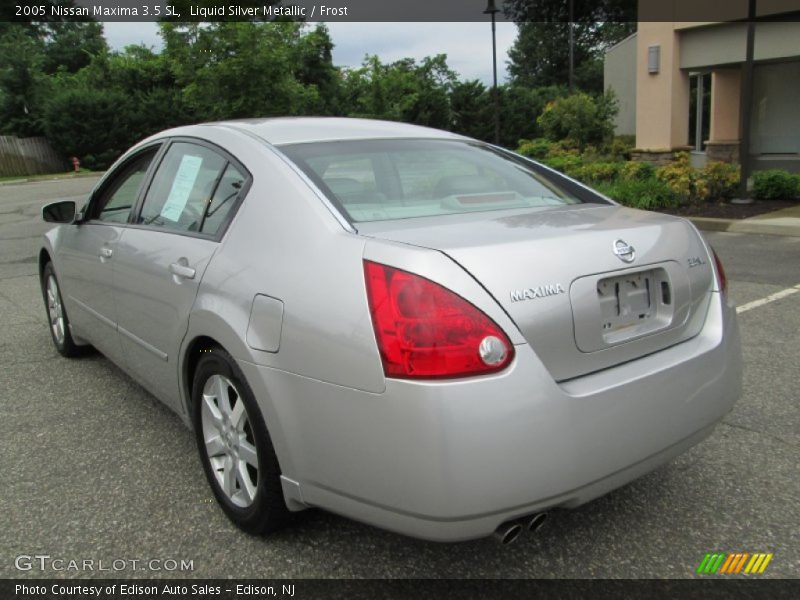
[0,172,102,186]
[689,216,800,238]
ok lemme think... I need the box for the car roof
[208,117,469,146]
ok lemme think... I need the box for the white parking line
[736,284,800,314]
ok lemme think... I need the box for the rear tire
[41,262,83,358]
[192,347,291,534]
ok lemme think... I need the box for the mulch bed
[659,198,797,220]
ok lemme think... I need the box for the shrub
[595,177,678,210]
[655,152,709,204]
[536,91,617,150]
[605,135,635,161]
[547,139,583,155]
[572,162,622,185]
[701,161,740,200]
[752,169,799,200]
[620,161,655,182]
[541,152,582,177]
[516,138,553,160]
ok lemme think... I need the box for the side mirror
[42,200,78,224]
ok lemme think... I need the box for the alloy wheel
[46,275,65,346]
[200,374,260,508]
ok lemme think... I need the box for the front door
[57,147,160,363]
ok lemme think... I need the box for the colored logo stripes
[697,552,773,574]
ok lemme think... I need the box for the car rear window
[279,139,584,223]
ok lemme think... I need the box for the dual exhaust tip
[493,512,548,545]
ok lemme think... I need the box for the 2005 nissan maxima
[39,118,741,544]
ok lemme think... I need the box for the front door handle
[169,262,196,280]
[99,247,113,259]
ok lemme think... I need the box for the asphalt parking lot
[1,176,798,579]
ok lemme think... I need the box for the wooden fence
[0,136,66,177]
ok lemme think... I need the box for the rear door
[112,140,249,412]
[57,146,160,364]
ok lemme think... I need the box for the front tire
[192,347,291,534]
[41,262,83,358]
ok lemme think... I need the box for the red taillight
[711,248,728,296]
[363,260,514,379]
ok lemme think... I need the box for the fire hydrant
[70,156,80,172]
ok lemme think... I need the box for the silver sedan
[39,118,741,544]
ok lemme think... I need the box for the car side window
[89,148,157,223]
[137,142,237,235]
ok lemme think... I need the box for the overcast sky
[102,22,518,85]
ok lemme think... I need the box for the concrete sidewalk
[690,204,800,237]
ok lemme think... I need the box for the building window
[689,72,711,152]
[751,61,800,155]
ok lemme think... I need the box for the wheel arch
[182,334,222,417]
[180,307,252,414]
[179,313,295,477]
[38,248,52,280]
[179,326,292,480]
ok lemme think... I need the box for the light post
[733,0,757,204]
[484,0,501,145]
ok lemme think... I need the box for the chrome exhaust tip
[493,521,524,545]
[524,512,548,533]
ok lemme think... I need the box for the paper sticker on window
[160,154,203,222]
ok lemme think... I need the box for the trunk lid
[358,204,715,381]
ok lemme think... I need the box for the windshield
[279,139,583,223]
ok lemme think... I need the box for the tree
[410,55,457,128]
[0,20,107,136]
[450,80,493,142]
[507,21,634,93]
[446,80,570,147]
[160,22,338,120]
[78,44,190,134]
[41,22,107,74]
[341,54,456,130]
[504,1,635,93]
[499,84,567,146]
[292,24,341,114]
[0,27,47,135]
[42,44,190,167]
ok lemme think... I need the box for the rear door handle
[99,247,113,259]
[169,262,196,280]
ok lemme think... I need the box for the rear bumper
[239,292,741,542]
